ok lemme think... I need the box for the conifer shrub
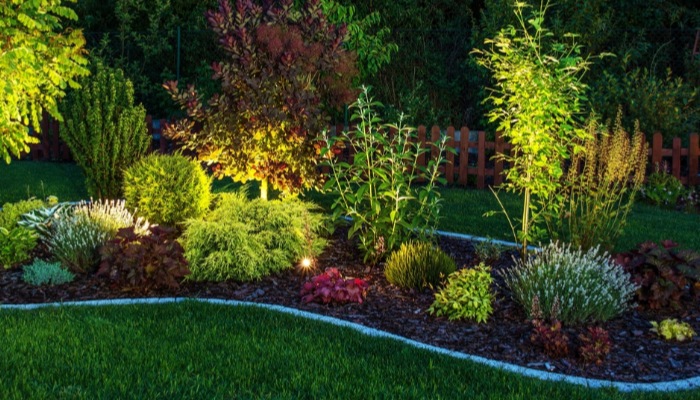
[182,190,328,282]
[61,63,149,199]
[123,153,212,227]
[23,260,75,286]
[384,241,456,289]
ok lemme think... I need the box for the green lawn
[0,301,694,400]
[2,160,699,253]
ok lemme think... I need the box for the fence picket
[691,133,699,187]
[459,127,469,185]
[445,127,455,184]
[477,131,486,189]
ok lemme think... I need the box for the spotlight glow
[301,258,312,268]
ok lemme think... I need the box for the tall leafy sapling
[164,0,358,199]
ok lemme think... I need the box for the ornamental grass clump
[502,242,638,325]
[23,260,75,286]
[385,241,456,289]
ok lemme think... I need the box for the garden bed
[1,226,699,384]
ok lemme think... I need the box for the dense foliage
[0,0,89,163]
[473,238,503,264]
[579,327,611,366]
[428,264,494,323]
[544,111,647,252]
[61,63,149,199]
[384,241,456,289]
[529,295,569,358]
[164,0,358,199]
[182,190,328,282]
[98,225,191,290]
[320,87,452,263]
[22,259,75,286]
[614,240,700,310]
[641,163,684,209]
[503,242,638,325]
[0,226,37,269]
[123,153,212,226]
[0,199,46,230]
[650,319,697,342]
[300,267,368,304]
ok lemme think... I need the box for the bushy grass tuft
[384,241,456,289]
[182,189,328,281]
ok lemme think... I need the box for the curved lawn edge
[1,297,697,393]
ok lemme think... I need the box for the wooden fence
[21,114,700,189]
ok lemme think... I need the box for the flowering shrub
[48,210,113,273]
[641,162,683,209]
[473,238,504,264]
[301,268,369,305]
[579,327,611,365]
[679,187,699,214]
[614,240,700,309]
[650,319,696,342]
[385,241,456,289]
[98,226,191,290]
[530,295,569,358]
[503,242,638,324]
[23,260,75,286]
[428,264,494,323]
[75,199,150,236]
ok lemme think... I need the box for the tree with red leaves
[164,0,358,199]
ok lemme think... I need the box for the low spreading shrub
[123,153,212,226]
[0,227,37,269]
[428,264,494,323]
[98,226,191,290]
[473,238,504,264]
[650,319,696,342]
[641,162,684,209]
[300,268,369,305]
[0,199,46,230]
[503,242,638,325]
[23,260,75,286]
[529,295,569,358]
[182,190,328,282]
[614,240,700,309]
[384,242,456,289]
[579,327,611,366]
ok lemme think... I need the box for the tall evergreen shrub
[61,63,149,199]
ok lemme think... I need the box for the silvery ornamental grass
[501,242,639,325]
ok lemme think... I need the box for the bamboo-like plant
[544,110,647,252]
[61,63,149,199]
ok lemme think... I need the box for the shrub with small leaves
[530,295,569,358]
[641,162,683,209]
[385,241,456,289]
[0,199,46,230]
[0,227,37,269]
[123,153,212,227]
[428,264,494,323]
[650,319,697,342]
[97,226,191,290]
[301,268,369,305]
[473,238,503,264]
[23,260,75,286]
[579,327,611,366]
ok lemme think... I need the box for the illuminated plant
[474,1,597,259]
[650,319,696,342]
[164,0,358,199]
[0,0,89,163]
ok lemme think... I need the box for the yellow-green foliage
[650,319,697,342]
[61,63,149,199]
[181,189,328,282]
[0,199,46,230]
[385,241,456,289]
[123,153,212,227]
[428,264,494,323]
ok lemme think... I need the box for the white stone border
[1,298,698,393]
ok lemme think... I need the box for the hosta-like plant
[301,268,369,304]
[97,226,191,290]
[319,87,453,263]
[164,0,358,199]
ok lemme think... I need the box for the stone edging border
[2,297,698,393]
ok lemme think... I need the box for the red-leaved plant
[97,226,191,290]
[579,327,612,365]
[530,295,569,358]
[301,268,369,304]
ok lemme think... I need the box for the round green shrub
[123,153,212,226]
[428,263,494,323]
[384,241,456,289]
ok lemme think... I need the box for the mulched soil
[2,228,699,384]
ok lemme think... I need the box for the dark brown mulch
[2,228,699,384]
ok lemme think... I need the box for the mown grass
[0,301,695,400]
[2,160,699,253]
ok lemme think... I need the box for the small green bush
[641,162,684,209]
[384,241,456,289]
[0,199,46,230]
[428,264,494,323]
[0,227,37,269]
[23,260,75,286]
[123,153,212,226]
[473,238,504,264]
[182,190,328,282]
[650,319,696,342]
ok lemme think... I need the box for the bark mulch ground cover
[1,227,699,384]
